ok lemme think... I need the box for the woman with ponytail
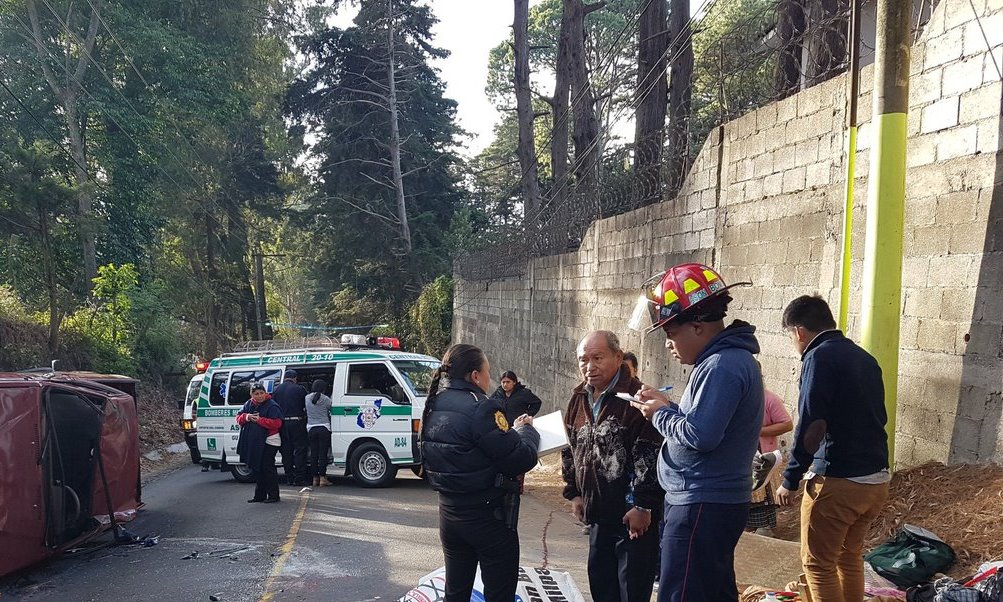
[420,344,540,602]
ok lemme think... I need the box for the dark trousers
[253,444,280,501]
[439,502,520,602]
[587,521,660,602]
[658,502,749,602]
[280,420,308,482]
[308,426,331,477]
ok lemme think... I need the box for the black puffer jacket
[421,379,540,506]
[490,383,544,424]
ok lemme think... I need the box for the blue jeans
[658,502,748,602]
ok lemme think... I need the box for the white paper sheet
[532,410,570,457]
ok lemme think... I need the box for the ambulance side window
[209,372,229,406]
[227,370,281,406]
[346,363,406,404]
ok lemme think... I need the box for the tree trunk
[568,0,602,218]
[205,218,220,358]
[633,0,669,206]
[665,0,693,199]
[549,3,574,211]
[27,0,104,292]
[513,0,543,224]
[37,195,60,357]
[775,0,807,98]
[804,0,848,86]
[63,98,97,288]
[387,0,412,253]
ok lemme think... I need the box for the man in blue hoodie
[629,263,763,602]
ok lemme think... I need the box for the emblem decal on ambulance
[357,399,383,429]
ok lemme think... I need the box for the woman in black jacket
[489,371,543,425]
[421,345,540,602]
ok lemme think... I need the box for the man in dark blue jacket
[272,369,309,485]
[631,263,762,602]
[775,295,889,602]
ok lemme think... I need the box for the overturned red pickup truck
[0,373,140,577]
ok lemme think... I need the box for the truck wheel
[350,443,397,488]
[230,464,256,483]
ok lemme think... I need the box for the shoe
[320,477,333,487]
[313,476,320,487]
[263,498,280,504]
[752,450,783,492]
[248,498,265,503]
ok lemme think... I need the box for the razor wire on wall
[455,0,935,282]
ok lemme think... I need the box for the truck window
[209,372,229,407]
[185,378,202,408]
[227,369,282,406]
[346,363,406,404]
[391,360,439,396]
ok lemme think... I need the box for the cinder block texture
[453,0,1003,468]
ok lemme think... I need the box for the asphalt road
[0,465,447,602]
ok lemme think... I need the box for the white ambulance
[195,337,439,487]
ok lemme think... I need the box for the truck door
[222,369,282,463]
[339,362,412,460]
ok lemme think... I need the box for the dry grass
[774,462,1003,577]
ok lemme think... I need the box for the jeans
[280,420,308,482]
[308,426,330,477]
[800,476,890,602]
[252,444,280,501]
[438,501,520,602]
[658,502,748,602]
[587,522,659,602]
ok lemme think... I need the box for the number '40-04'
[394,437,407,448]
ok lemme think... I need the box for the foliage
[690,0,775,155]
[408,275,452,357]
[0,0,302,374]
[287,0,466,322]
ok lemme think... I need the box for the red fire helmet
[628,263,750,333]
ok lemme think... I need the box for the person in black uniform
[489,370,543,425]
[421,344,540,602]
[272,369,309,485]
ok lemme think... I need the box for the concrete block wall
[453,0,1003,468]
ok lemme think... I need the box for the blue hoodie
[653,321,764,505]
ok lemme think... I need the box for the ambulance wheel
[350,443,397,488]
[230,464,256,483]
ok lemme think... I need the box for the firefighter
[628,263,763,602]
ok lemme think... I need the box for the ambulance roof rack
[225,337,344,356]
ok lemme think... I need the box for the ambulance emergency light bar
[340,334,401,350]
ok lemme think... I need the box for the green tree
[288,0,465,322]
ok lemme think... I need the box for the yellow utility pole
[860,0,912,463]
[838,0,862,332]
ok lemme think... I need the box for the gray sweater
[305,393,333,429]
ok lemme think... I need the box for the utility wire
[0,71,102,187]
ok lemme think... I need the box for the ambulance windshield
[392,360,439,396]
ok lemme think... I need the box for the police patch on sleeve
[494,411,509,432]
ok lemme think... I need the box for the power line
[0,71,101,186]
[32,0,257,242]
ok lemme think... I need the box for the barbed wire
[456,0,935,283]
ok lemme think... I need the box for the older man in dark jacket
[562,330,664,602]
